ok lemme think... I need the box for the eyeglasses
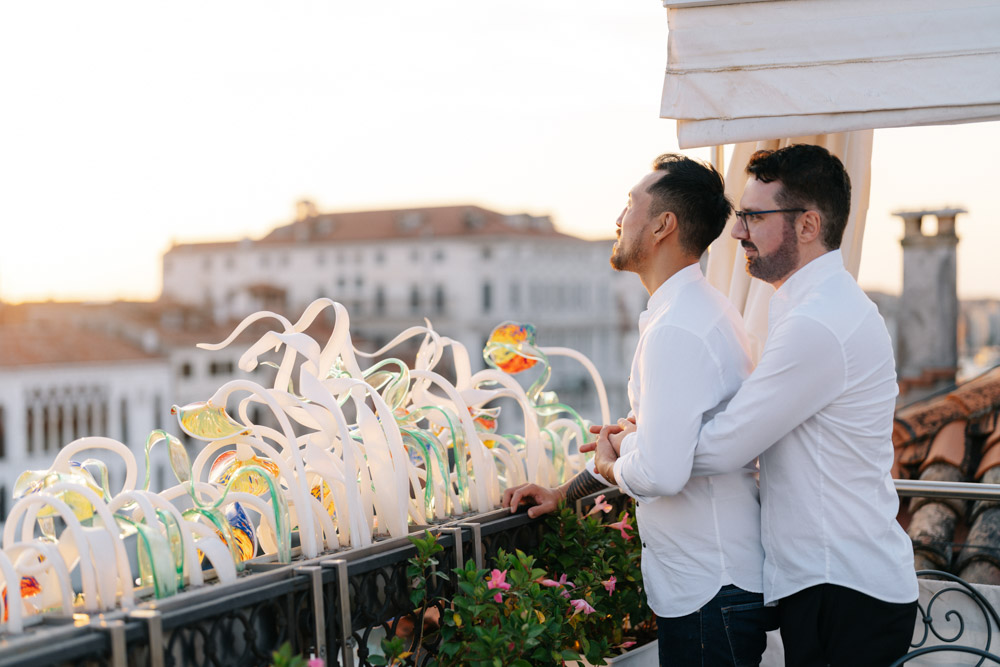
[734,208,806,234]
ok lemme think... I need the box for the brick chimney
[895,208,966,401]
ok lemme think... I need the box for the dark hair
[745,144,851,250]
[647,154,732,257]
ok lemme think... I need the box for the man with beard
[592,144,919,666]
[504,154,775,666]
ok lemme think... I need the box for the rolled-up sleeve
[614,326,726,500]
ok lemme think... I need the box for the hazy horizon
[2,2,997,304]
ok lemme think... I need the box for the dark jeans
[657,584,778,666]
[778,583,918,667]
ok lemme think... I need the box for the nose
[616,207,626,228]
[730,218,747,240]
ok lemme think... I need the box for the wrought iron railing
[4,482,1000,666]
[0,491,626,667]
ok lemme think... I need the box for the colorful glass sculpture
[225,502,258,562]
[1,576,41,623]
[310,481,336,517]
[171,401,248,440]
[209,451,282,495]
[12,461,104,522]
[484,322,542,374]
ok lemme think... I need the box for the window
[481,246,493,260]
[42,405,51,453]
[375,250,385,264]
[434,286,446,315]
[153,395,163,430]
[0,405,5,460]
[120,397,129,443]
[375,286,386,316]
[26,406,34,455]
[410,286,421,314]
[510,282,521,310]
[482,282,493,314]
[410,249,420,262]
[57,404,65,447]
[434,249,445,262]
[210,361,235,376]
[180,362,193,378]
[316,251,326,266]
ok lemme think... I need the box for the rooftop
[167,204,587,253]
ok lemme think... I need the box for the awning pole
[711,145,725,175]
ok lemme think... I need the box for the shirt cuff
[619,432,638,457]
[613,454,648,503]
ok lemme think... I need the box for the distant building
[162,202,646,422]
[0,319,171,519]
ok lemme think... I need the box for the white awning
[661,0,1000,148]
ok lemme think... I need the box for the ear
[650,211,678,244]
[798,210,822,244]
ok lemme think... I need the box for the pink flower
[608,512,634,541]
[586,494,613,516]
[487,568,510,603]
[616,641,636,649]
[308,659,325,667]
[494,592,503,603]
[569,598,596,616]
[540,573,574,589]
[602,575,617,594]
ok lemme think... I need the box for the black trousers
[779,583,918,667]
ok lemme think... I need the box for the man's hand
[593,425,621,485]
[502,483,565,519]
[608,418,636,455]
[581,416,636,454]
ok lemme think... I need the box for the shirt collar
[639,263,703,334]
[769,249,843,324]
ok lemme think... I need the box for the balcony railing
[2,483,1000,667]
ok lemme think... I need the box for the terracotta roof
[0,300,369,361]
[0,325,162,367]
[894,366,1000,456]
[893,366,1000,583]
[165,205,591,253]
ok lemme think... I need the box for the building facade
[162,203,647,423]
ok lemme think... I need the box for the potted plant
[372,496,656,666]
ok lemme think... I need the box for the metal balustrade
[3,483,1000,666]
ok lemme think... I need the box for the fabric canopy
[661,0,1000,148]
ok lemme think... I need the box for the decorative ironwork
[892,569,1000,666]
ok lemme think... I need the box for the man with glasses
[504,154,775,666]
[593,144,918,665]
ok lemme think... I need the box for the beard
[744,218,799,283]
[610,235,645,272]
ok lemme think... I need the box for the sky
[1,1,997,303]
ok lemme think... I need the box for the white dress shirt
[691,250,918,605]
[598,264,765,618]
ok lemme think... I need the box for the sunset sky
[1,1,997,303]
